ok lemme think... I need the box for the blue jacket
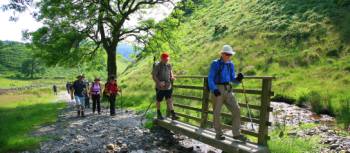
[208,59,238,92]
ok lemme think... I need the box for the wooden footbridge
[154,76,274,153]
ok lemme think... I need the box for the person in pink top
[90,78,103,114]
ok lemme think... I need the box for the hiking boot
[157,114,164,120]
[77,110,81,117]
[157,110,164,120]
[171,113,179,120]
[81,111,85,117]
[170,110,179,120]
[233,135,247,142]
[215,134,225,140]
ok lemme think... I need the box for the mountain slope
[120,0,350,129]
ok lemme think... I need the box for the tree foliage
[4,0,175,77]
[21,58,45,78]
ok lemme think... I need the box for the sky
[0,1,42,42]
[0,0,178,43]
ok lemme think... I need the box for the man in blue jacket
[208,45,246,141]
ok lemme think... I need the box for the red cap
[161,52,170,60]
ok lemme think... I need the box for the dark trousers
[109,94,116,115]
[92,94,101,113]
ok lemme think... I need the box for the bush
[212,24,228,39]
[337,98,350,129]
[271,94,296,104]
[304,91,323,114]
[295,88,311,107]
[344,65,350,72]
[326,49,340,58]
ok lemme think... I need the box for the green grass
[0,77,32,89]
[268,135,322,153]
[0,77,68,89]
[115,1,350,152]
[0,88,66,153]
[268,123,323,153]
[120,0,350,128]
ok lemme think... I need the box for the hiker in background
[72,75,87,117]
[207,45,246,141]
[53,84,58,95]
[105,75,121,116]
[84,79,90,108]
[90,78,102,115]
[152,52,178,120]
[66,82,72,94]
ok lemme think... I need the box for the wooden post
[200,77,210,128]
[258,78,272,146]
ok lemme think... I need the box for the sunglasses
[223,53,232,56]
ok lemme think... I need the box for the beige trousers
[211,85,241,136]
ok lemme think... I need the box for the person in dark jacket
[84,80,90,108]
[53,84,58,95]
[66,82,72,94]
[72,75,87,117]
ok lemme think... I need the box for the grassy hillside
[117,53,130,75]
[0,41,29,72]
[0,40,130,87]
[120,0,350,129]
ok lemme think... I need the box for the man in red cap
[152,52,178,120]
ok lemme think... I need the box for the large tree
[21,58,45,78]
[3,0,175,77]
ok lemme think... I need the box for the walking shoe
[170,110,179,120]
[215,134,225,140]
[157,114,164,120]
[171,113,179,120]
[233,135,247,142]
[157,110,164,120]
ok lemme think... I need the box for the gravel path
[24,92,350,153]
[27,92,221,153]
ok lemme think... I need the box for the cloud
[0,5,42,42]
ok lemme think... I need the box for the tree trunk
[106,47,117,78]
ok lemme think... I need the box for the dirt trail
[27,92,220,153]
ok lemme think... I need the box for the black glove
[213,89,221,97]
[236,73,244,82]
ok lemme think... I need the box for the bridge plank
[155,118,269,153]
[175,112,271,139]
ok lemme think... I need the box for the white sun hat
[221,45,236,55]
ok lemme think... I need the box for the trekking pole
[140,100,154,126]
[241,80,255,131]
[120,91,123,113]
[140,55,157,125]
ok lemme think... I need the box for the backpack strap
[215,59,225,84]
